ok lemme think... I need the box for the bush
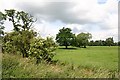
[2,31,20,54]
[3,31,57,63]
[3,30,36,56]
[28,37,57,63]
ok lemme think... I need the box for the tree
[56,27,75,49]
[0,12,6,38]
[3,9,57,63]
[105,37,114,46]
[3,9,37,57]
[76,32,92,48]
[89,40,94,46]
[118,41,120,46]
[93,40,104,46]
[5,9,35,32]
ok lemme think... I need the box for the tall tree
[3,9,36,57]
[56,27,75,49]
[76,32,92,48]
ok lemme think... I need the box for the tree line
[88,38,118,46]
[56,27,119,48]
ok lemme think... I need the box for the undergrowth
[2,53,118,78]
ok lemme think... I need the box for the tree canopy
[76,32,92,48]
[56,27,75,49]
[105,37,114,46]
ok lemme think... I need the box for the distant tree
[56,27,75,49]
[118,41,120,46]
[71,34,77,47]
[101,40,106,46]
[76,32,92,48]
[94,40,104,46]
[113,42,118,46]
[94,40,99,46]
[105,37,114,46]
[89,40,94,46]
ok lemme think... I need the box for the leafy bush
[3,30,36,57]
[29,37,57,63]
[3,31,57,63]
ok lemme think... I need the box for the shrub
[3,30,36,57]
[28,37,57,63]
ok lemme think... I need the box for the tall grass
[2,53,118,78]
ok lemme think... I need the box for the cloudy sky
[0,0,119,42]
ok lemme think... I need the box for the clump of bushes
[2,9,57,63]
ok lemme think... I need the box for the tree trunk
[65,45,68,49]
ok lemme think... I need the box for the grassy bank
[2,46,119,78]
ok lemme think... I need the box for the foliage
[88,37,117,46]
[3,9,57,63]
[2,9,38,57]
[89,40,106,46]
[4,9,35,31]
[118,41,120,46]
[28,37,57,63]
[76,32,92,48]
[3,30,36,57]
[105,37,114,46]
[0,11,6,41]
[56,27,75,48]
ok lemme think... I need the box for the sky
[0,0,119,42]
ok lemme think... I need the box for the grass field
[2,46,119,78]
[54,46,118,71]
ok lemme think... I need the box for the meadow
[54,46,118,71]
[2,46,119,78]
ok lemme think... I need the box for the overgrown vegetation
[29,37,57,63]
[1,9,119,78]
[2,9,57,63]
[2,53,118,78]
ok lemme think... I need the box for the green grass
[53,46,118,71]
[2,53,118,78]
[2,46,119,78]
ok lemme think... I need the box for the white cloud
[0,0,118,41]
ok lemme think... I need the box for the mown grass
[54,46,118,71]
[2,46,119,78]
